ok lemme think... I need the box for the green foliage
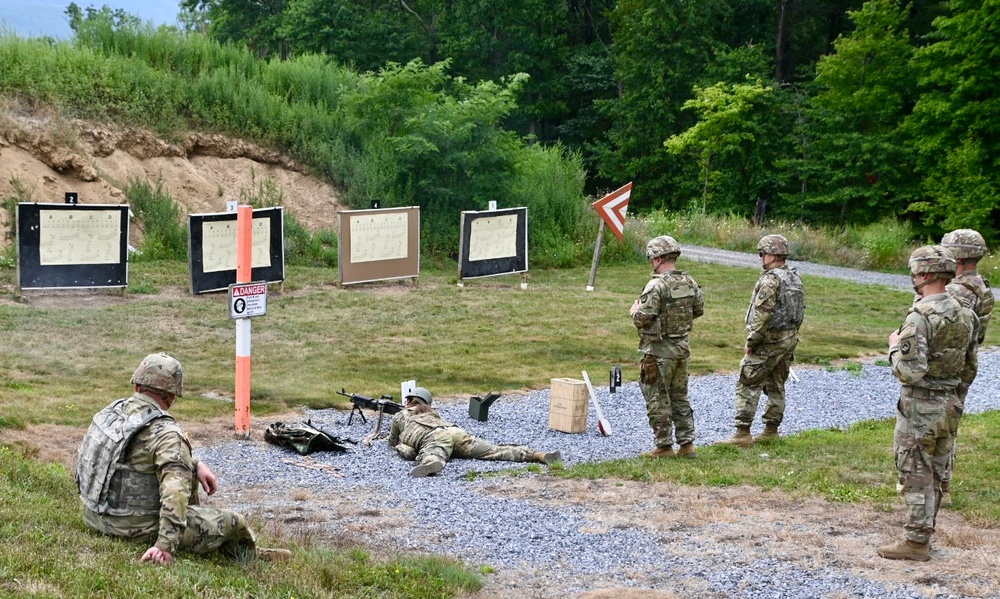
[784,0,916,226]
[905,0,1000,241]
[844,218,912,271]
[640,209,917,272]
[510,144,588,268]
[664,78,778,215]
[0,23,589,266]
[2,177,34,266]
[601,0,729,211]
[9,1,1000,263]
[239,169,338,268]
[126,177,188,261]
[339,60,528,255]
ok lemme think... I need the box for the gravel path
[196,250,999,599]
[199,353,1000,599]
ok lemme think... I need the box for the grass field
[1,260,930,427]
[2,258,998,597]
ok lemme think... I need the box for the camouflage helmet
[405,386,432,406]
[757,234,791,257]
[131,353,183,397]
[908,245,957,277]
[646,235,681,260]
[940,229,987,260]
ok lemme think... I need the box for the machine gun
[338,389,405,426]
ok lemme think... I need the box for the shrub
[126,177,187,261]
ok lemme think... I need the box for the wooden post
[586,220,606,291]
[234,206,252,436]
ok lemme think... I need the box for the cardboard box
[549,377,588,433]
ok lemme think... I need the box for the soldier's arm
[890,312,930,385]
[146,426,196,555]
[387,412,404,446]
[746,275,778,348]
[692,278,705,320]
[631,281,662,329]
[961,310,980,387]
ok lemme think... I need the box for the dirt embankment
[0,105,342,250]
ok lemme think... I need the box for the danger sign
[229,281,267,319]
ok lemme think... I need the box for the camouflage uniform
[889,292,977,544]
[632,269,704,449]
[733,264,804,429]
[388,406,536,470]
[76,391,256,557]
[940,230,993,495]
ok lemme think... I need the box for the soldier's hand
[630,299,640,316]
[140,546,174,565]
[889,329,900,347]
[196,461,218,496]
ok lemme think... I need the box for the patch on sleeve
[640,293,649,304]
[897,326,918,359]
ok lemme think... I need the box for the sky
[0,0,181,39]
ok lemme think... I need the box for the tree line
[176,0,999,243]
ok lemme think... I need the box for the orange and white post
[235,205,253,436]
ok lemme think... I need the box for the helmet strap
[762,254,782,270]
[912,273,949,296]
[137,385,175,410]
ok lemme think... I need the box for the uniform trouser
[893,390,953,544]
[733,340,796,428]
[415,427,535,469]
[638,354,695,447]
[941,385,967,487]
[84,505,257,556]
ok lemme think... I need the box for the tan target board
[337,206,420,285]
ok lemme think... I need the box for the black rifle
[337,388,405,425]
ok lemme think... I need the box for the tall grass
[0,176,34,266]
[126,177,187,261]
[641,210,929,275]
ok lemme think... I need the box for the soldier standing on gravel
[76,353,290,564]
[387,387,562,477]
[718,234,805,447]
[938,229,992,508]
[879,246,978,562]
[630,235,704,458]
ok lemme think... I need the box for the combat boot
[877,539,930,562]
[641,446,675,458]
[756,423,780,441]
[256,547,292,562]
[410,458,445,478]
[534,450,562,464]
[717,426,754,448]
[677,443,696,458]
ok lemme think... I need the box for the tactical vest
[950,274,993,337]
[767,267,805,331]
[396,409,454,448]
[912,297,975,382]
[637,271,699,340]
[76,396,186,517]
[658,271,699,337]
